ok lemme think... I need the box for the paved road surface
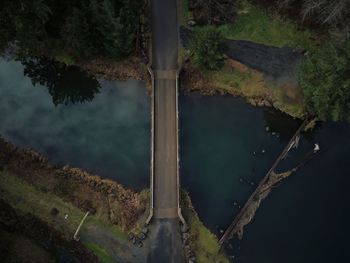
[147,0,185,262]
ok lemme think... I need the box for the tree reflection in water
[20,56,101,106]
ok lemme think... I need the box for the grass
[182,0,193,25]
[207,59,305,118]
[0,170,128,260]
[85,243,114,263]
[181,191,229,263]
[209,60,267,97]
[188,216,229,263]
[217,0,315,50]
[0,171,83,237]
[50,48,75,66]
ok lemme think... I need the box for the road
[147,0,185,262]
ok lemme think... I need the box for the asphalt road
[153,79,178,219]
[151,0,178,69]
[147,0,185,262]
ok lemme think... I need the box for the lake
[0,57,349,262]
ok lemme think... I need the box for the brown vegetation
[77,56,151,91]
[0,137,147,231]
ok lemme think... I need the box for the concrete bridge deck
[147,0,185,262]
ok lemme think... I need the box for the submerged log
[219,119,312,247]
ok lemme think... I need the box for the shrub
[299,39,350,122]
[190,26,225,70]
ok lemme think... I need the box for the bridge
[146,0,185,262]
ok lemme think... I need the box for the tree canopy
[299,40,350,122]
[190,26,225,70]
[0,0,144,60]
[252,0,350,34]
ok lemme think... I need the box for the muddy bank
[0,200,99,263]
[224,39,303,83]
[0,137,148,231]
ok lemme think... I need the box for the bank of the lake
[0,57,226,262]
[1,55,350,263]
[179,91,350,262]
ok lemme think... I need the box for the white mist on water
[0,59,150,189]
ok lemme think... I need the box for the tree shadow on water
[20,56,101,106]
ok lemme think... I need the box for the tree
[190,26,225,70]
[0,0,52,53]
[253,0,350,33]
[298,39,350,122]
[0,0,143,61]
[190,0,237,25]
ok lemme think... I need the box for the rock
[188,20,196,27]
[249,99,257,106]
[128,233,135,241]
[272,132,276,136]
[189,256,196,262]
[265,126,270,132]
[132,237,137,245]
[257,100,265,107]
[137,240,143,248]
[182,232,190,241]
[264,100,272,107]
[141,227,149,234]
[138,232,146,240]
[181,224,189,233]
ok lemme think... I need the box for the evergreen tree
[190,26,225,70]
[299,40,350,122]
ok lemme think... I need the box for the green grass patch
[85,243,114,263]
[51,49,75,66]
[182,0,193,25]
[217,0,315,50]
[0,171,127,241]
[182,191,229,263]
[207,60,305,118]
[0,171,83,237]
[188,216,229,263]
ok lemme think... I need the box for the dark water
[1,57,350,262]
[0,57,150,189]
[179,92,350,263]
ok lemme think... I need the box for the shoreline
[75,54,304,119]
[0,135,228,262]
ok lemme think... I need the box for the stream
[0,57,349,262]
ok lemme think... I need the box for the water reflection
[0,58,150,189]
[20,57,100,106]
